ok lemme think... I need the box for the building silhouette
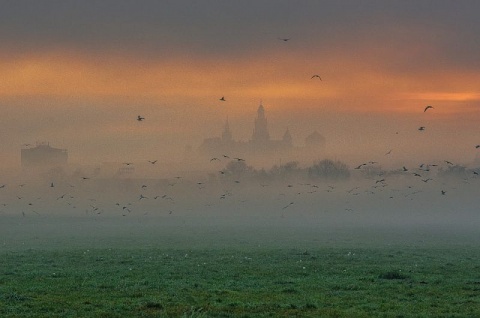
[305,130,326,148]
[21,142,68,168]
[251,104,270,145]
[199,103,324,160]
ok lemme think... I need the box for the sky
[1,0,480,169]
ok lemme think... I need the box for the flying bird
[219,96,226,101]
[424,105,434,112]
[475,145,480,149]
[418,126,426,131]
[311,75,322,80]
[148,160,158,164]
[278,37,290,42]
[137,115,145,121]
[282,202,294,210]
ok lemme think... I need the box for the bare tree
[308,159,350,181]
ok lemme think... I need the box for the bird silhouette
[282,202,294,209]
[137,115,145,121]
[475,145,480,149]
[355,163,367,169]
[311,75,322,80]
[418,126,426,131]
[278,37,290,42]
[148,160,157,164]
[219,96,226,101]
[424,105,434,112]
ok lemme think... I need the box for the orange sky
[2,48,479,116]
[1,2,479,169]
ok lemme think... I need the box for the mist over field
[1,2,480,316]
[1,157,479,251]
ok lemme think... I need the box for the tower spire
[222,116,232,142]
[251,103,269,143]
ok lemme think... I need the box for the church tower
[282,127,292,147]
[222,118,233,143]
[251,104,270,144]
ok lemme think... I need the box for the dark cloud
[1,0,479,65]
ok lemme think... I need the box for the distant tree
[268,161,304,180]
[308,159,350,180]
[223,160,253,178]
[253,168,272,183]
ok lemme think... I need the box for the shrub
[308,159,350,180]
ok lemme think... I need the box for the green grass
[1,247,480,317]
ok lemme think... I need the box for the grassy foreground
[1,246,479,317]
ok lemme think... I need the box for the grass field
[1,218,480,317]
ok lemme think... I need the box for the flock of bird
[1,144,479,219]
[1,36,479,220]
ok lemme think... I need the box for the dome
[305,131,326,148]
